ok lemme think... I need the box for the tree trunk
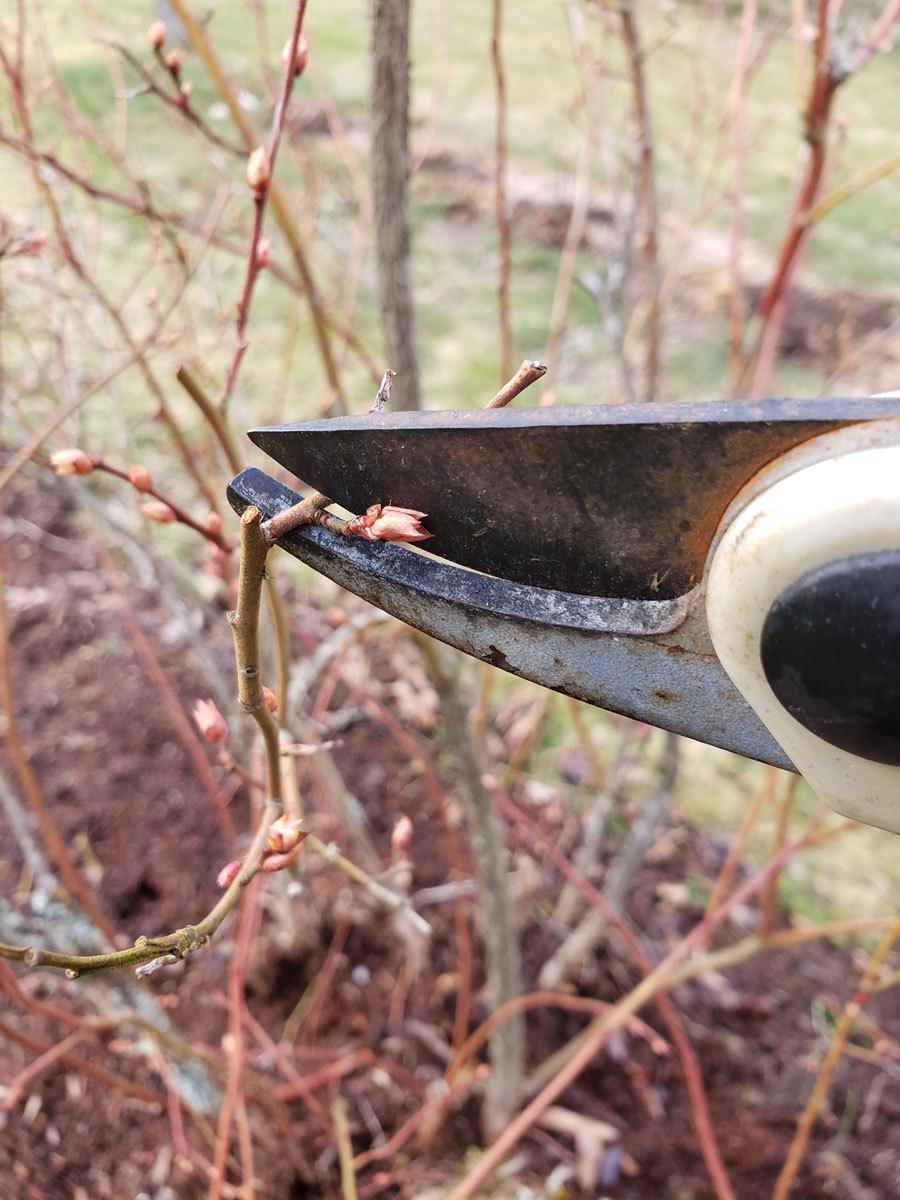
[370,0,422,410]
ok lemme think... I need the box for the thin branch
[175,365,242,474]
[727,0,758,374]
[332,1096,359,1200]
[167,0,346,413]
[217,0,311,414]
[262,491,332,543]
[486,359,547,409]
[619,0,661,401]
[89,458,232,550]
[108,40,244,157]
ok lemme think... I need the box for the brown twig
[262,491,333,543]
[486,359,547,409]
[332,1096,359,1200]
[370,1,421,410]
[176,366,242,474]
[619,0,661,402]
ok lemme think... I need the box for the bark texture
[370,0,421,409]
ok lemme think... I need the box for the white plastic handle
[706,443,900,833]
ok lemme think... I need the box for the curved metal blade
[227,467,794,770]
[249,397,900,599]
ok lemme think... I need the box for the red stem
[93,459,231,551]
[218,0,310,412]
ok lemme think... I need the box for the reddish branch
[744,0,900,394]
[167,0,346,412]
[218,0,310,413]
[87,457,233,551]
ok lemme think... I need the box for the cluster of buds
[147,24,191,106]
[215,814,307,890]
[50,448,94,477]
[342,504,431,544]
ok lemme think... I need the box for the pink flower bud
[216,860,241,889]
[50,448,94,477]
[256,238,271,268]
[147,21,167,51]
[193,698,228,743]
[346,504,431,544]
[262,686,278,713]
[141,500,177,524]
[178,81,193,104]
[164,48,183,73]
[281,33,309,76]
[206,511,224,536]
[391,815,413,853]
[246,147,271,194]
[266,815,306,855]
[128,464,153,493]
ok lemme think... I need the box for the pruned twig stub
[486,358,548,408]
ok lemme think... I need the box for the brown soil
[0,470,897,1200]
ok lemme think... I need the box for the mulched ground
[0,468,897,1200]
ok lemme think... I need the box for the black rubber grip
[761,550,900,765]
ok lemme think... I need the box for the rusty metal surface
[249,396,900,600]
[227,468,795,770]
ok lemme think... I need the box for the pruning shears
[229,396,900,834]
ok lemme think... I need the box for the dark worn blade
[250,397,900,599]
